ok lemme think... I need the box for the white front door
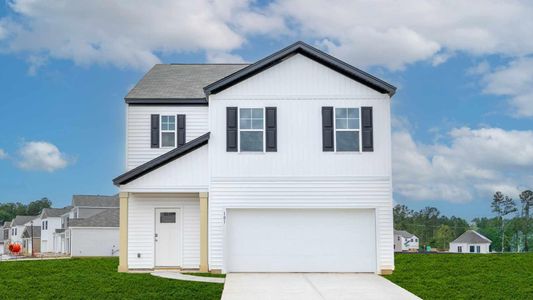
[155,208,181,267]
[226,208,376,272]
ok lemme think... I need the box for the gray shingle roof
[72,195,119,208]
[125,64,249,101]
[68,208,119,228]
[41,207,72,218]
[451,230,491,244]
[12,215,38,226]
[394,230,416,239]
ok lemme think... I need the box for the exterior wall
[207,54,393,273]
[40,217,62,253]
[126,105,208,170]
[10,225,26,244]
[394,236,419,252]
[208,177,393,273]
[121,145,208,193]
[70,228,119,256]
[128,193,200,269]
[449,242,490,253]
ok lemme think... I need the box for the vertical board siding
[128,194,200,269]
[127,106,208,170]
[208,177,394,272]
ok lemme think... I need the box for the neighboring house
[68,208,119,257]
[113,41,397,274]
[21,225,41,256]
[449,230,491,254]
[0,223,5,255]
[9,215,38,246]
[39,207,71,253]
[53,195,119,256]
[2,221,10,254]
[394,230,419,252]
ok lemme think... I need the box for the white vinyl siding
[70,228,119,257]
[126,106,208,170]
[208,177,394,273]
[128,194,200,269]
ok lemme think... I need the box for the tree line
[394,189,533,252]
[0,198,52,224]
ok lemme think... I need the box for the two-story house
[113,41,396,274]
[9,215,38,247]
[53,195,119,256]
[39,207,71,253]
[394,230,419,252]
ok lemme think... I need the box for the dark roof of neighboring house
[41,207,72,219]
[68,208,119,228]
[394,230,416,239]
[204,41,397,97]
[22,226,41,239]
[55,228,65,234]
[11,215,38,226]
[451,230,492,244]
[124,64,249,104]
[72,195,119,208]
[113,132,210,186]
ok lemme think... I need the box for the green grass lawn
[385,253,533,300]
[0,258,223,300]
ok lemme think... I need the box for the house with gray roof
[9,215,39,246]
[449,230,492,253]
[53,195,119,257]
[21,225,41,256]
[39,207,71,253]
[394,230,419,252]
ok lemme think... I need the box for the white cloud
[206,51,246,63]
[479,57,533,117]
[17,141,71,172]
[393,125,533,202]
[0,149,7,159]
[269,0,533,70]
[2,0,533,72]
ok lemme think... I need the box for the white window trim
[160,115,177,148]
[238,107,266,153]
[333,107,362,152]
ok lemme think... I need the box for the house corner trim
[118,192,129,272]
[199,192,209,272]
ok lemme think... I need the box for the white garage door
[226,209,376,272]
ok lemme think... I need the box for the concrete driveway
[221,273,420,300]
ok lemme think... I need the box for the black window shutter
[361,107,373,152]
[265,107,277,152]
[322,107,334,151]
[177,114,186,147]
[150,114,160,148]
[226,107,238,152]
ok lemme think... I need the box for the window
[160,212,176,223]
[397,236,400,241]
[239,108,264,152]
[160,115,176,147]
[469,245,475,253]
[335,108,360,151]
[458,246,462,253]
[476,245,481,253]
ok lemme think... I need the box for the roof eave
[204,41,396,97]
[124,98,208,105]
[113,132,210,186]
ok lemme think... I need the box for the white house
[53,195,119,256]
[449,230,491,254]
[0,223,6,255]
[39,207,71,253]
[113,41,397,274]
[394,230,419,252]
[9,216,38,247]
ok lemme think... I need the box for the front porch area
[118,192,208,273]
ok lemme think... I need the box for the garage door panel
[226,209,376,272]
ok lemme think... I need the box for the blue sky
[1,1,532,220]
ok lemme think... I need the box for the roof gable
[204,41,396,97]
[451,230,492,244]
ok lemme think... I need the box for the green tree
[26,197,52,215]
[435,224,454,249]
[519,190,533,251]
[491,192,517,252]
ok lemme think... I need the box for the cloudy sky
[0,0,532,218]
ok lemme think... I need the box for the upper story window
[239,108,264,152]
[161,115,176,148]
[335,108,360,152]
